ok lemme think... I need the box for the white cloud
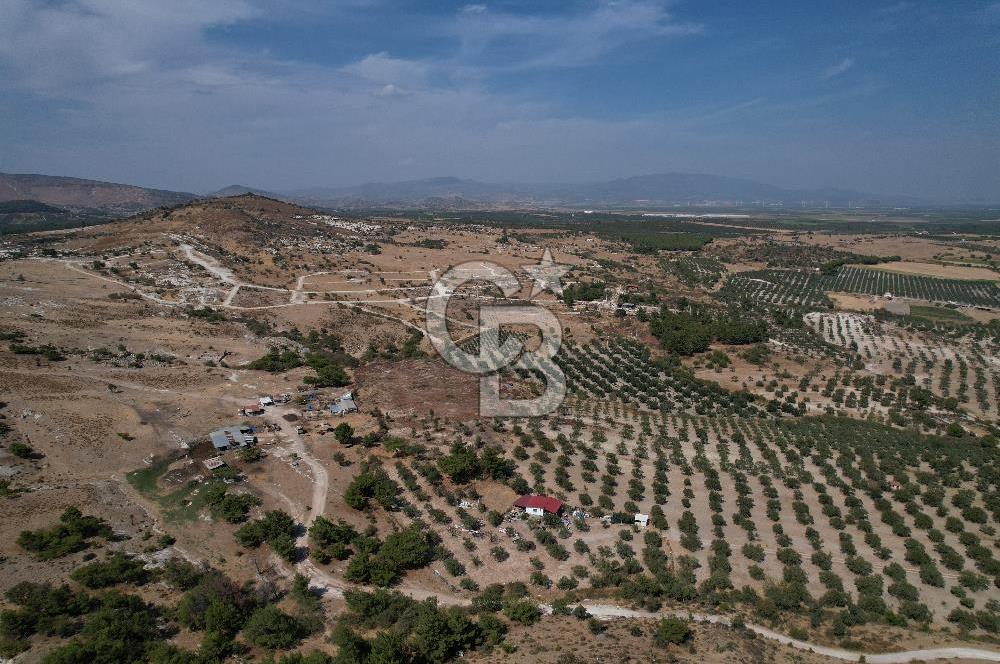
[375,83,410,98]
[342,52,429,86]
[0,0,991,202]
[450,0,701,71]
[0,0,257,93]
[821,57,856,80]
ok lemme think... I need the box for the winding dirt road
[579,605,1000,663]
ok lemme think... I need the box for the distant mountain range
[284,173,881,208]
[0,171,949,228]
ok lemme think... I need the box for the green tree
[654,617,691,646]
[241,605,305,650]
[334,423,354,445]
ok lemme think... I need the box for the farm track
[44,244,497,341]
[580,605,1000,663]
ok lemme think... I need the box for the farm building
[210,426,256,451]
[329,392,358,416]
[259,396,275,407]
[513,495,563,517]
[241,403,265,416]
[634,513,649,527]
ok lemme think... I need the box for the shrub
[233,510,298,562]
[17,507,112,560]
[309,516,358,563]
[503,600,541,625]
[70,552,150,589]
[654,617,691,646]
[345,465,400,511]
[8,442,36,459]
[242,605,308,650]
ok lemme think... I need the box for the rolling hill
[0,172,195,215]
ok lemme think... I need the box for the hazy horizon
[2,1,998,202]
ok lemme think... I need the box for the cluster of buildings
[239,394,292,417]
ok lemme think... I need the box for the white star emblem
[522,247,570,299]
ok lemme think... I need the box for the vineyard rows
[718,267,1000,310]
[828,267,1000,309]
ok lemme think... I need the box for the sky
[1,0,998,201]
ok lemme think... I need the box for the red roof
[513,495,563,513]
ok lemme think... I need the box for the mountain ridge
[289,172,894,207]
[0,172,196,214]
[0,171,952,215]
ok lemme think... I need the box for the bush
[41,592,162,663]
[303,363,350,388]
[234,510,298,562]
[654,617,691,646]
[242,605,308,650]
[209,490,261,524]
[8,442,36,459]
[17,507,113,560]
[0,581,92,649]
[345,528,435,587]
[503,600,541,625]
[344,465,400,511]
[70,552,150,589]
[309,516,358,563]
[162,559,203,591]
[246,347,302,372]
[742,543,765,562]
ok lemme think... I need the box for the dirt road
[265,406,329,541]
[580,604,1000,663]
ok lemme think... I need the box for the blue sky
[1,0,998,201]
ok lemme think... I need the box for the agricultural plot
[660,256,725,288]
[717,269,831,308]
[827,267,1000,309]
[367,403,1000,634]
[555,339,757,416]
[719,267,1000,311]
[804,312,1000,420]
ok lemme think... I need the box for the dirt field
[864,261,1000,281]
[828,291,882,311]
[355,357,480,420]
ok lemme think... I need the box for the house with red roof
[513,494,564,517]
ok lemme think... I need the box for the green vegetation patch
[907,305,975,323]
[16,507,113,561]
[126,457,228,523]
